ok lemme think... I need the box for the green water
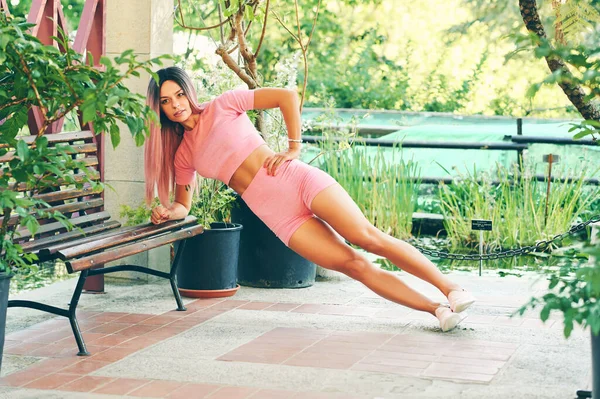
[301,109,600,180]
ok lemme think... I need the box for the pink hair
[144,67,204,207]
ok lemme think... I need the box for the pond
[301,108,600,180]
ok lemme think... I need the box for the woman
[145,66,475,332]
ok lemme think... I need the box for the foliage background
[6,0,591,118]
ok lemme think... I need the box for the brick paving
[0,293,569,398]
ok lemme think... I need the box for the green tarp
[301,110,599,180]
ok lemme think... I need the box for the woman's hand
[263,148,301,176]
[151,205,171,225]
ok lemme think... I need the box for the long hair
[144,67,203,206]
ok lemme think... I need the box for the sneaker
[448,289,476,313]
[435,306,467,332]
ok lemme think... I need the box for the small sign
[543,154,560,163]
[472,219,492,231]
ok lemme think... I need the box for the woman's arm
[150,183,193,224]
[253,88,302,176]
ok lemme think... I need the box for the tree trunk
[519,0,600,122]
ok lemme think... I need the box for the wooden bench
[2,131,204,356]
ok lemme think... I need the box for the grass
[438,162,599,251]
[316,143,421,239]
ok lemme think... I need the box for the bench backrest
[1,131,112,248]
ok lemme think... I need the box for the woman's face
[159,80,191,123]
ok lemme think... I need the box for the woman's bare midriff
[227,144,274,195]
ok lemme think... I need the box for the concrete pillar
[104,0,173,281]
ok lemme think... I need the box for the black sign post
[471,219,493,276]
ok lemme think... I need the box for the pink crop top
[174,90,265,186]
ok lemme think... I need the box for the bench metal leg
[170,241,187,311]
[8,270,90,356]
[70,270,90,356]
[10,241,193,355]
[88,247,188,312]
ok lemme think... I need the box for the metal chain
[413,215,600,261]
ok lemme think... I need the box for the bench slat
[32,186,102,203]
[20,221,121,257]
[56,216,199,260]
[0,145,97,166]
[0,131,94,149]
[57,143,97,156]
[15,211,111,241]
[12,171,100,192]
[38,223,139,257]
[8,198,104,227]
[0,151,98,165]
[66,224,205,273]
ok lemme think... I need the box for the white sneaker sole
[440,312,468,332]
[451,298,476,313]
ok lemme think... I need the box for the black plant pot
[231,196,316,288]
[0,273,12,373]
[176,222,242,298]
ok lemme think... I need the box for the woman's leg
[308,184,463,299]
[288,217,442,314]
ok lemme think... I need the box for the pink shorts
[241,159,337,246]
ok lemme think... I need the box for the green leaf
[82,103,96,124]
[540,306,550,322]
[573,130,593,140]
[106,96,119,108]
[25,218,39,236]
[564,319,574,338]
[100,56,112,68]
[16,140,29,161]
[245,6,254,20]
[125,116,138,134]
[109,123,120,149]
[70,73,90,82]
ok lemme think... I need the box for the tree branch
[271,10,300,43]
[0,98,28,112]
[39,99,84,137]
[294,0,304,50]
[254,0,269,57]
[11,44,48,122]
[215,45,257,88]
[234,12,253,62]
[298,0,321,110]
[306,0,322,49]
[174,0,231,33]
[519,0,600,123]
[234,10,259,82]
[218,1,225,43]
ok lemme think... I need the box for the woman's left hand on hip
[263,149,301,176]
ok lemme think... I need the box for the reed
[317,144,421,238]
[439,163,599,251]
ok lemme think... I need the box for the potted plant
[175,178,242,298]
[518,223,600,397]
[123,178,242,298]
[176,1,324,289]
[0,12,161,371]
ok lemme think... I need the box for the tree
[3,0,85,31]
[0,12,163,272]
[518,0,600,141]
[175,0,323,109]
